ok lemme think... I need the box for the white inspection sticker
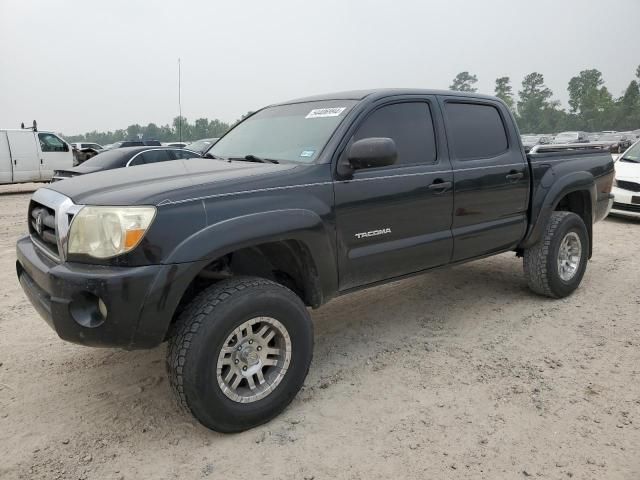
[305,107,346,119]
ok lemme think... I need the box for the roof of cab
[275,88,500,105]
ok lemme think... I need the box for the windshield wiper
[203,152,226,160]
[229,155,279,164]
[620,157,639,163]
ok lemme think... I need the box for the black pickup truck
[16,89,614,432]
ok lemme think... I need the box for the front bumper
[609,187,640,218]
[16,235,198,349]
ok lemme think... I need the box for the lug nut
[257,346,262,351]
[242,366,247,371]
[237,346,242,351]
[249,340,253,344]
[234,359,239,364]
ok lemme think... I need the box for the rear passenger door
[440,97,529,262]
[334,97,454,290]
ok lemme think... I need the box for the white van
[0,129,74,184]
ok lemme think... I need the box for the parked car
[71,142,103,165]
[1,128,73,184]
[16,89,614,433]
[103,140,162,150]
[164,142,189,148]
[610,140,640,218]
[520,134,552,152]
[597,133,634,153]
[51,146,201,181]
[552,131,590,144]
[187,137,219,154]
[587,132,601,142]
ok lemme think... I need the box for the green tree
[126,124,143,140]
[172,116,190,141]
[615,80,640,130]
[144,123,161,140]
[517,72,556,133]
[636,64,640,80]
[449,71,478,92]
[192,118,211,139]
[494,76,515,110]
[567,69,613,131]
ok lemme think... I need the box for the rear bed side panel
[520,151,614,250]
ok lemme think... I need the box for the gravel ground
[0,184,639,480]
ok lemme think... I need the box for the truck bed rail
[529,143,611,154]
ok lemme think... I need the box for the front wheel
[523,211,589,298]
[167,277,313,432]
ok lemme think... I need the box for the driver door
[333,98,454,290]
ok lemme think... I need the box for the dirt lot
[1,184,639,480]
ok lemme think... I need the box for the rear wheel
[523,211,589,298]
[167,277,313,432]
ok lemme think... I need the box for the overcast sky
[1,0,638,135]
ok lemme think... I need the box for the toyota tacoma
[16,89,615,432]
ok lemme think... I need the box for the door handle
[506,171,523,182]
[428,180,452,193]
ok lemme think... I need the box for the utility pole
[178,58,182,143]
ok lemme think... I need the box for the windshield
[621,142,640,162]
[209,100,357,163]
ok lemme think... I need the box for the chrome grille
[29,201,59,257]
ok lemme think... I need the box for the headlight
[68,206,156,258]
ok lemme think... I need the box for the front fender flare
[164,208,338,304]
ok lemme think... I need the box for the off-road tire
[166,276,313,432]
[523,211,589,298]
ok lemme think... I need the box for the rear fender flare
[521,171,595,250]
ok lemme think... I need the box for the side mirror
[344,137,397,174]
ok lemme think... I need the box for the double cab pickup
[16,89,614,432]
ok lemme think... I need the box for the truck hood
[46,158,301,206]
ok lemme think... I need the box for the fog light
[98,298,108,319]
[69,292,106,328]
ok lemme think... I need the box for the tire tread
[523,211,574,298]
[166,277,292,416]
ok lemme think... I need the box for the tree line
[66,65,640,143]
[450,65,640,134]
[65,116,235,144]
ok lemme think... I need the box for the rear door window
[353,102,437,165]
[139,149,171,164]
[444,102,508,160]
[171,149,198,159]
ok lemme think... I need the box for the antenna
[178,58,182,143]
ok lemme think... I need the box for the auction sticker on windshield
[305,107,346,119]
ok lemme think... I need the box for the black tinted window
[445,102,508,160]
[140,150,171,164]
[353,102,437,165]
[171,149,198,159]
